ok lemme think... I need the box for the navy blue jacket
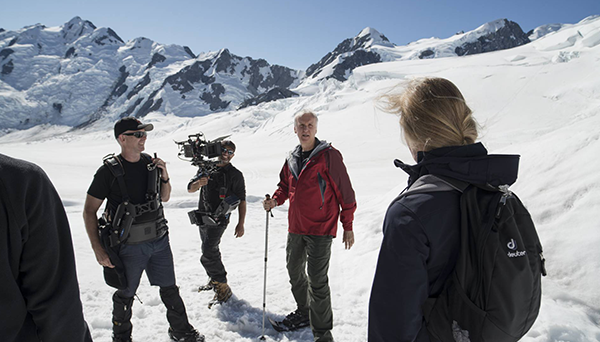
[368,143,519,342]
[0,154,92,342]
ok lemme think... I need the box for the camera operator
[187,140,246,306]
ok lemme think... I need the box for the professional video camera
[176,132,239,227]
[175,132,230,177]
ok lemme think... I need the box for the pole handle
[265,194,274,217]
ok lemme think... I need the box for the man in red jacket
[263,110,356,342]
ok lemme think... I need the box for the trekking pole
[260,194,274,340]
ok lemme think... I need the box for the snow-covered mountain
[304,27,395,82]
[528,23,567,41]
[0,15,588,132]
[0,13,599,342]
[303,19,530,84]
[0,17,301,129]
[528,15,600,41]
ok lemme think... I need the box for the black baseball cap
[114,117,154,139]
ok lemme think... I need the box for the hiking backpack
[394,174,547,342]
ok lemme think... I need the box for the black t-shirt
[87,154,158,222]
[300,149,314,168]
[299,138,318,168]
[199,163,246,213]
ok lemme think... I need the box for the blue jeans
[116,234,176,298]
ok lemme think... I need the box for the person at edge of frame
[0,153,93,342]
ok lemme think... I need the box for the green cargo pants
[286,233,334,342]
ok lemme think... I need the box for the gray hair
[294,110,318,127]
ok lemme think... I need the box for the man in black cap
[83,117,205,342]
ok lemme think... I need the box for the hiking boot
[168,327,205,342]
[282,309,310,329]
[211,280,232,303]
[197,279,214,292]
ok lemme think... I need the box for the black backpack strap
[103,153,130,202]
[391,174,465,206]
[142,153,160,199]
[432,175,470,193]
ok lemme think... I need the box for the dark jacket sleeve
[368,201,430,342]
[326,148,356,230]
[1,159,91,342]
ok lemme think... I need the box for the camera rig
[175,132,230,178]
[176,132,240,226]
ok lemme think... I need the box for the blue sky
[1,0,598,70]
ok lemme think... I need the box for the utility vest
[100,153,168,246]
[188,168,240,226]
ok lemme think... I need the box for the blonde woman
[368,78,520,341]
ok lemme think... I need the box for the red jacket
[272,140,356,237]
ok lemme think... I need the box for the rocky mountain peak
[454,19,529,56]
[62,16,97,44]
[305,27,391,81]
[88,27,124,47]
[356,27,394,49]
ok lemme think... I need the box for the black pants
[199,223,228,283]
[112,286,192,338]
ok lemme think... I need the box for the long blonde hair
[380,77,478,152]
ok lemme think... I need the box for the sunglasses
[122,131,147,138]
[222,148,234,155]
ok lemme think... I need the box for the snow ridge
[0,17,301,130]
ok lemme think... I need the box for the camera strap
[214,170,229,213]
[219,172,227,200]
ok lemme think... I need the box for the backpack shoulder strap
[102,153,130,202]
[103,153,124,177]
[392,174,465,205]
[142,153,161,198]
[141,153,153,163]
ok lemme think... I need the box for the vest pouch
[109,201,136,247]
[126,220,160,244]
[188,210,219,227]
[99,222,127,289]
[188,209,201,225]
[201,215,219,226]
[213,195,240,218]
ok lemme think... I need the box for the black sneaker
[282,309,310,329]
[168,327,205,342]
